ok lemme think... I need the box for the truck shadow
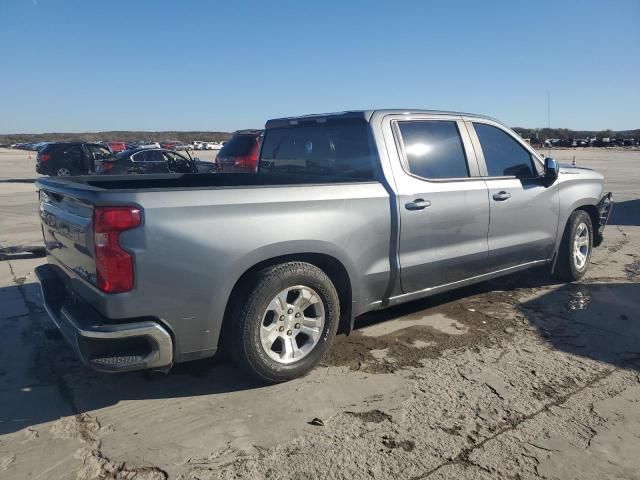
[1,274,638,436]
[519,282,640,369]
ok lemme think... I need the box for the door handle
[492,191,511,201]
[405,198,431,210]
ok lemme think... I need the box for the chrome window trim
[465,118,545,180]
[390,117,484,183]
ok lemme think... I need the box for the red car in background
[215,130,263,173]
[108,141,127,153]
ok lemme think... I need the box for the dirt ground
[0,147,639,480]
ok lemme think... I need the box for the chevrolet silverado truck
[35,110,613,382]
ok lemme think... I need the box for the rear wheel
[554,210,593,281]
[227,262,340,383]
[54,166,79,177]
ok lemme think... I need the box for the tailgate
[39,188,97,286]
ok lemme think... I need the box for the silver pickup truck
[35,110,613,382]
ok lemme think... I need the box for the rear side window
[64,145,83,162]
[259,119,376,180]
[219,135,258,156]
[132,150,165,162]
[397,121,469,179]
[473,123,536,178]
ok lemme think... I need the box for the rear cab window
[259,118,377,180]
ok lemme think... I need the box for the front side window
[163,151,192,172]
[473,123,536,178]
[397,121,469,179]
[65,145,83,160]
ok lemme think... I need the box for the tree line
[0,131,232,145]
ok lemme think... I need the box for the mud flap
[594,192,613,247]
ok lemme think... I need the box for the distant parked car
[204,141,223,150]
[32,142,50,151]
[131,141,161,149]
[107,142,127,153]
[36,142,112,176]
[215,130,263,173]
[95,148,215,175]
[159,141,192,151]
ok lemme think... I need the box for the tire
[53,166,79,177]
[226,262,340,383]
[554,210,593,282]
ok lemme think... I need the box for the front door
[468,121,559,270]
[392,118,491,293]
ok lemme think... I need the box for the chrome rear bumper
[35,264,173,373]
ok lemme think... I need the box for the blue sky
[0,0,638,133]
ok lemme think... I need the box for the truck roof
[265,109,502,129]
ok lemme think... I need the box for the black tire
[554,210,593,282]
[226,262,340,383]
[53,165,80,177]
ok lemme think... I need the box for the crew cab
[35,110,612,382]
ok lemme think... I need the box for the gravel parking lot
[0,147,639,480]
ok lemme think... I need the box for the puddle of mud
[625,259,640,281]
[345,409,392,423]
[567,287,592,311]
[360,313,468,337]
[323,284,524,373]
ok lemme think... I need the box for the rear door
[385,115,491,293]
[60,144,85,174]
[467,120,559,270]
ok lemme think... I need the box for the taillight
[248,140,260,173]
[39,153,51,163]
[97,162,115,173]
[93,206,141,293]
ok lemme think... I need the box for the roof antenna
[547,91,551,158]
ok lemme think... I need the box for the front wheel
[226,262,340,383]
[554,210,593,281]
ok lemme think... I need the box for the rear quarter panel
[114,183,391,359]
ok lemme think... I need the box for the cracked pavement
[0,148,639,479]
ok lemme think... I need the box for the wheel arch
[551,201,598,273]
[221,252,355,340]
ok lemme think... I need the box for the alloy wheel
[573,222,590,270]
[259,285,325,364]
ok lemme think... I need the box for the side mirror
[544,157,559,182]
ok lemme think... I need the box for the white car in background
[204,142,223,150]
[136,142,161,149]
[192,141,205,150]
